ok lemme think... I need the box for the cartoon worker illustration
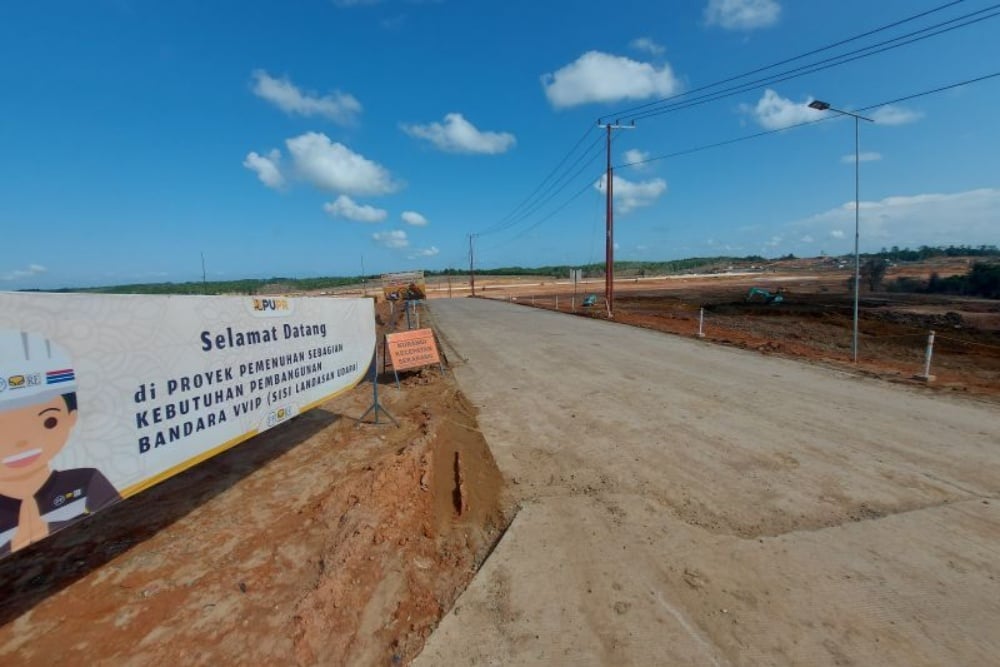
[0,330,121,554]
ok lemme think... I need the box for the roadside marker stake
[698,307,705,338]
[918,330,936,383]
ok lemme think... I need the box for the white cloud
[594,174,667,213]
[401,210,428,226]
[742,89,817,130]
[541,51,681,109]
[630,37,665,56]
[373,229,409,249]
[705,0,781,30]
[323,195,387,223]
[800,235,815,243]
[408,246,440,259]
[841,151,882,164]
[795,188,1000,249]
[286,132,398,196]
[243,149,285,189]
[251,70,361,125]
[871,105,923,126]
[402,113,516,154]
[2,264,47,281]
[623,148,651,169]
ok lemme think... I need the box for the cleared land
[473,258,1000,401]
[417,297,1000,666]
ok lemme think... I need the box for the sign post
[384,328,444,389]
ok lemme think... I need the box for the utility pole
[597,120,635,318]
[468,234,477,297]
[200,252,207,294]
[361,255,367,297]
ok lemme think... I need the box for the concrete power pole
[468,234,477,297]
[200,252,207,294]
[597,120,635,319]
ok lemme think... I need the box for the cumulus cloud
[408,246,440,259]
[841,151,882,164]
[705,0,781,30]
[742,89,816,130]
[401,210,428,226]
[402,113,516,154]
[630,37,665,56]
[594,174,667,213]
[373,230,409,249]
[795,188,1000,249]
[251,70,361,125]
[541,51,681,108]
[286,132,398,196]
[871,105,923,126]
[323,195,388,223]
[243,149,285,189]
[623,148,651,168]
[2,264,47,281]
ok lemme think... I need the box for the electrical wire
[625,4,1000,123]
[615,70,1000,170]
[471,1,992,244]
[601,0,969,122]
[476,125,599,236]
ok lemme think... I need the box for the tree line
[22,245,997,296]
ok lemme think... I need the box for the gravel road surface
[415,297,1000,666]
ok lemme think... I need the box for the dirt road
[416,297,1000,666]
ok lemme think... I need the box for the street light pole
[809,100,874,363]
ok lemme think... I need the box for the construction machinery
[745,287,784,304]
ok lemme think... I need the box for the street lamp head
[808,100,831,111]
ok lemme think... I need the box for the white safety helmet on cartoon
[0,330,78,413]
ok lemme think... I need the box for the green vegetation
[888,262,1000,299]
[35,276,362,296]
[872,244,999,262]
[22,245,999,296]
[431,256,768,279]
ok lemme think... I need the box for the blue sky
[2,0,999,289]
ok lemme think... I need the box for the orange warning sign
[385,328,441,371]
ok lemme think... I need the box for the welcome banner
[0,292,374,556]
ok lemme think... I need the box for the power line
[479,146,606,254]
[477,137,607,250]
[615,70,1000,170]
[467,3,996,265]
[625,4,1000,123]
[856,70,1000,111]
[485,177,601,251]
[601,0,970,122]
[473,70,1000,270]
[476,125,598,236]
[471,2,990,247]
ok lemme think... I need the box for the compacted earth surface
[0,305,509,666]
[492,260,1000,402]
